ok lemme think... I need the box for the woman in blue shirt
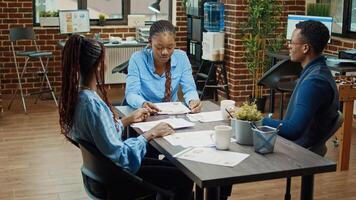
[125,20,202,113]
[59,35,193,200]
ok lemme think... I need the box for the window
[329,0,344,34]
[34,0,78,24]
[130,0,170,22]
[33,0,127,25]
[87,0,123,20]
[349,0,356,32]
[33,0,173,26]
[331,0,356,38]
[317,0,356,38]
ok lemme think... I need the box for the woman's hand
[143,122,175,141]
[142,102,160,114]
[189,100,202,113]
[121,108,150,127]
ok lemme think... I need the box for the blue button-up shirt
[125,48,199,109]
[70,90,147,173]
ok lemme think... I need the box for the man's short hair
[295,20,330,54]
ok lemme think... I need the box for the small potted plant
[39,10,59,27]
[98,13,107,26]
[231,101,263,145]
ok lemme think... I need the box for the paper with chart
[173,147,249,167]
[154,102,191,115]
[131,118,195,132]
[186,111,224,122]
[164,130,236,148]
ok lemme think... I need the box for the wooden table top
[115,101,336,188]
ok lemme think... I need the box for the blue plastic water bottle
[204,2,224,32]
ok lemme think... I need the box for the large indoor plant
[241,0,284,111]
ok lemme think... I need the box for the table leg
[269,89,275,113]
[300,175,314,200]
[195,185,204,200]
[205,187,220,200]
[339,101,353,171]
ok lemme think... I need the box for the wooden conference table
[116,101,336,200]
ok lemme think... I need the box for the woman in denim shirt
[59,35,193,200]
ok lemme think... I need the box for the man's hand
[189,99,202,113]
[143,122,175,141]
[121,108,150,127]
[142,102,160,114]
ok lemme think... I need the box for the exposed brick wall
[325,37,356,56]
[1,0,355,111]
[222,0,306,103]
[0,0,187,98]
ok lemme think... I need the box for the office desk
[267,51,356,75]
[116,101,336,200]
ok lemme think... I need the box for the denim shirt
[125,48,199,108]
[263,56,340,147]
[70,90,147,173]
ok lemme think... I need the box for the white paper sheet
[164,130,236,148]
[186,111,224,122]
[131,118,195,132]
[154,102,191,115]
[173,147,249,167]
[164,130,214,147]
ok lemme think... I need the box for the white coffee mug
[220,100,235,120]
[212,125,232,150]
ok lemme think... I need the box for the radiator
[104,46,144,84]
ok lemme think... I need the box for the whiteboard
[287,15,333,42]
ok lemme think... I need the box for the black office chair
[284,111,344,200]
[112,60,129,75]
[76,138,175,200]
[258,59,302,119]
[111,60,129,106]
[8,27,58,113]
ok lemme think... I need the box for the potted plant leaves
[240,0,284,112]
[98,13,107,26]
[39,10,59,27]
[231,102,263,145]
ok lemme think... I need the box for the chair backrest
[77,139,174,199]
[9,27,36,42]
[258,59,303,89]
[65,136,80,148]
[111,60,129,74]
[308,111,344,156]
[111,60,129,106]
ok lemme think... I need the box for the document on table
[154,102,191,115]
[131,118,195,132]
[174,147,249,167]
[164,130,236,148]
[186,111,224,122]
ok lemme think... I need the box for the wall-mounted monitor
[287,15,333,43]
[59,10,90,34]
